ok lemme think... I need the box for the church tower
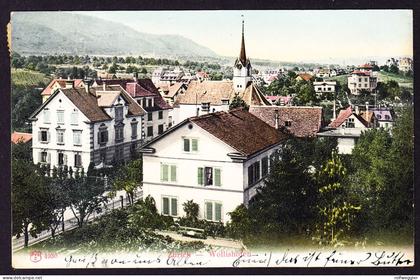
[233,19,252,93]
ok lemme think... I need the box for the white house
[171,20,271,124]
[398,57,413,72]
[30,81,146,171]
[317,106,373,154]
[313,81,337,96]
[347,70,378,95]
[372,108,394,129]
[140,109,289,223]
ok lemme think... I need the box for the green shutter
[197,167,204,185]
[215,203,222,222]
[214,168,221,186]
[183,138,190,152]
[170,165,176,182]
[206,202,213,221]
[162,197,169,215]
[191,139,198,151]
[171,198,178,216]
[162,164,169,181]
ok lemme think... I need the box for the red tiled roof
[352,70,371,76]
[297,73,313,81]
[41,79,84,96]
[125,79,172,111]
[329,106,353,128]
[191,109,289,156]
[249,106,323,138]
[11,131,32,144]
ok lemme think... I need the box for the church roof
[174,80,271,106]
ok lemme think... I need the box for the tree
[110,159,142,205]
[12,140,32,161]
[12,160,52,247]
[315,151,360,245]
[389,64,399,74]
[229,94,249,110]
[64,174,108,227]
[108,63,118,74]
[183,200,199,223]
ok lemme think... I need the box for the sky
[76,10,413,64]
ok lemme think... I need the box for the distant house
[371,108,394,129]
[398,57,413,72]
[296,73,313,82]
[249,106,323,138]
[140,109,289,223]
[317,106,374,154]
[40,79,85,103]
[158,82,187,105]
[11,131,32,144]
[347,70,378,95]
[316,69,331,78]
[30,82,146,171]
[152,67,186,85]
[313,81,337,96]
[196,71,209,82]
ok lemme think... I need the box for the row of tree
[227,106,413,246]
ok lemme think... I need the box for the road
[12,190,142,252]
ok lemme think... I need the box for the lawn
[11,68,50,86]
[377,71,413,88]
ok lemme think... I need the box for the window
[364,84,368,87]
[131,120,138,139]
[40,152,47,163]
[73,130,82,146]
[147,98,153,108]
[327,87,332,91]
[158,124,164,135]
[346,118,355,128]
[158,111,163,119]
[71,110,78,125]
[205,201,223,222]
[365,78,368,82]
[285,120,292,127]
[115,106,123,121]
[57,110,64,124]
[147,126,153,137]
[115,125,124,143]
[162,196,178,216]
[115,145,124,160]
[201,103,210,112]
[358,78,362,82]
[183,138,198,152]
[39,129,49,143]
[98,126,108,145]
[248,161,260,186]
[221,99,229,105]
[56,129,65,144]
[74,153,82,167]
[43,109,50,124]
[317,87,322,91]
[147,112,153,121]
[198,167,221,186]
[160,163,177,182]
[262,156,269,177]
[58,152,66,166]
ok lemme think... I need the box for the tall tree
[110,159,142,205]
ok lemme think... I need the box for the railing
[12,188,143,252]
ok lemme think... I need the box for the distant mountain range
[11,12,218,58]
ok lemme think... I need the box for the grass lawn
[11,68,50,86]
[377,71,413,88]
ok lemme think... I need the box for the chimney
[274,109,279,129]
[103,83,106,91]
[65,80,74,89]
[365,102,369,113]
[84,79,90,93]
[355,105,359,115]
[134,72,138,82]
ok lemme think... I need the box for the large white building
[30,81,146,171]
[140,109,288,223]
[347,70,378,95]
[313,81,337,96]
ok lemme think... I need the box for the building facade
[30,82,145,171]
[140,109,288,223]
[348,71,378,95]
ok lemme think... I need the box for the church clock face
[237,64,242,70]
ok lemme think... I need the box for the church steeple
[239,19,247,65]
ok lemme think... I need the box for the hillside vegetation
[11,68,50,86]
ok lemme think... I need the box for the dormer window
[285,120,292,127]
[115,105,123,121]
[221,99,229,105]
[201,103,210,112]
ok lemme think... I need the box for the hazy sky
[76,10,412,64]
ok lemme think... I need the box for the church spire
[239,17,247,65]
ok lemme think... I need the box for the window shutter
[64,154,68,165]
[171,198,177,216]
[183,138,190,152]
[38,131,42,141]
[47,153,51,163]
[105,131,108,142]
[248,165,253,186]
[160,164,164,181]
[162,197,169,215]
[38,152,42,162]
[170,165,176,182]
[214,168,221,186]
[215,203,222,222]
[47,131,50,143]
[197,167,203,185]
[191,139,198,151]
[162,164,169,181]
[206,202,213,221]
[97,132,100,144]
